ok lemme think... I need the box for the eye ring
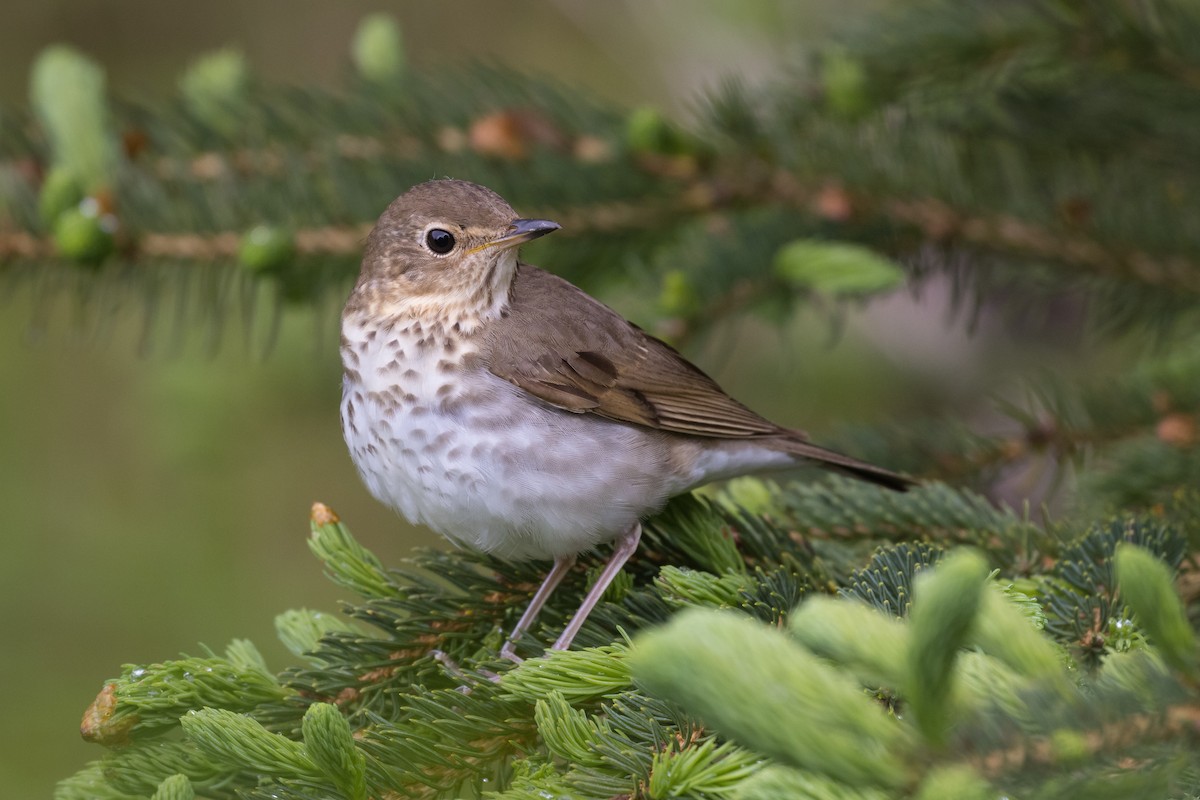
[425,228,456,255]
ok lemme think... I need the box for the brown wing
[482,265,790,440]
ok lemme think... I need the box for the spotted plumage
[341,179,912,659]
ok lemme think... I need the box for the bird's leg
[500,554,577,663]
[552,522,642,652]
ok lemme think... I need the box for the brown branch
[882,195,1200,294]
[0,223,374,262]
[4,163,1199,301]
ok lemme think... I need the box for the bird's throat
[345,251,518,335]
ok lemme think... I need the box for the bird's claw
[430,649,505,691]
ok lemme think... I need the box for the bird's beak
[465,218,560,256]
[494,218,561,249]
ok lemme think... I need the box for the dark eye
[425,228,456,254]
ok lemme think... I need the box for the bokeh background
[0,1,1009,795]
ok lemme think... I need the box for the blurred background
[0,2,945,795]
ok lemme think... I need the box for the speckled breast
[339,313,683,560]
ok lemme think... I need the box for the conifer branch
[59,487,1200,799]
[6,1,1200,341]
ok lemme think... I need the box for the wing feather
[483,265,791,440]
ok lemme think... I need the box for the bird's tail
[780,438,916,492]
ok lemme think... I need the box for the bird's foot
[431,649,504,690]
[430,648,465,677]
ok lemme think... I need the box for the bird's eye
[425,228,456,255]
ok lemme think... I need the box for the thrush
[340,179,912,661]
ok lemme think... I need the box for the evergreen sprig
[6,1,1200,348]
[59,480,1200,799]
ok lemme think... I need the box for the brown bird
[340,179,911,661]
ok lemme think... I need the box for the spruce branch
[533,690,614,768]
[149,774,194,800]
[631,607,917,789]
[645,738,762,798]
[1043,516,1188,665]
[180,708,321,782]
[499,644,633,704]
[7,2,1200,344]
[806,332,1200,506]
[80,645,290,746]
[905,549,989,744]
[60,486,1200,799]
[1116,544,1200,681]
[300,704,367,800]
[841,541,945,616]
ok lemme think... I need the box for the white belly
[340,322,681,560]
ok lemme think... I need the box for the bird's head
[349,179,559,324]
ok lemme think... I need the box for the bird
[340,179,912,661]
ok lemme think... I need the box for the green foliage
[301,704,367,800]
[1116,544,1199,679]
[1042,516,1187,666]
[500,644,632,704]
[351,15,405,84]
[305,503,393,598]
[911,766,993,800]
[779,479,1025,552]
[633,608,915,789]
[736,765,895,800]
[238,224,295,273]
[645,738,761,798]
[80,642,289,745]
[533,691,613,767]
[971,583,1067,686]
[38,165,84,225]
[789,596,910,688]
[905,549,988,743]
[5,1,1199,343]
[179,49,249,137]
[58,475,1200,799]
[625,105,697,157]
[655,565,755,608]
[53,203,114,264]
[819,49,871,121]
[842,541,945,616]
[28,45,116,191]
[273,608,366,665]
[148,774,194,800]
[774,239,906,296]
[180,708,320,781]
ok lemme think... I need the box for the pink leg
[552,523,642,651]
[500,554,577,662]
